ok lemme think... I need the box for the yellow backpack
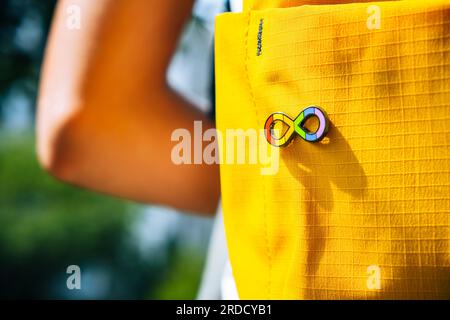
[215,0,450,299]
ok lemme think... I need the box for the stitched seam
[243,10,272,299]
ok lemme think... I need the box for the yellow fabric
[215,0,450,299]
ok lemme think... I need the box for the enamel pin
[264,106,330,147]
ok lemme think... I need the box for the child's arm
[37,0,220,214]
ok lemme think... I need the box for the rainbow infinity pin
[264,106,330,147]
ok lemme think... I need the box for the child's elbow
[36,102,83,184]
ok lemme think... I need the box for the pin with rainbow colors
[264,106,330,147]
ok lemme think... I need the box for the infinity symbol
[264,106,330,147]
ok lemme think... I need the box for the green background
[0,0,212,299]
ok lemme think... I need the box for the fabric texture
[215,0,450,299]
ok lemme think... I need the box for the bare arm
[37,0,220,214]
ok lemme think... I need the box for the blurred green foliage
[0,0,209,299]
[0,134,205,299]
[0,0,57,124]
[153,250,205,300]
